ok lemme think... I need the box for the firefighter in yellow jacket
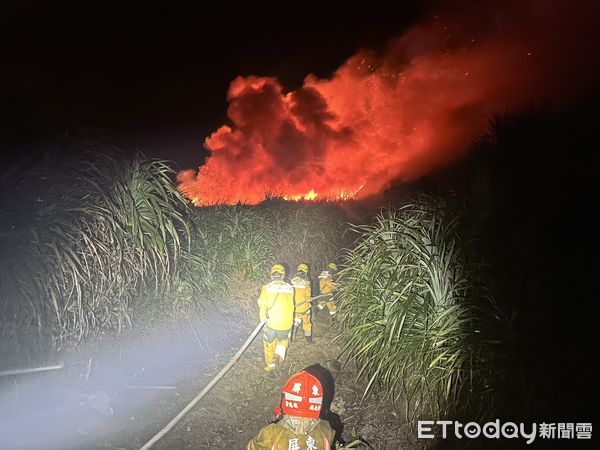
[291,263,313,344]
[317,262,338,316]
[258,264,295,372]
[247,370,335,449]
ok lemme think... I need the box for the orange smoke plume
[178,0,599,205]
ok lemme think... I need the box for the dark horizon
[1,0,434,170]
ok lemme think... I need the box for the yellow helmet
[270,264,286,276]
[297,263,309,273]
[327,262,338,271]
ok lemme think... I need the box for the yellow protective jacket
[318,271,337,296]
[291,275,311,314]
[247,416,335,450]
[258,279,295,331]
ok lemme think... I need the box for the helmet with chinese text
[281,371,323,419]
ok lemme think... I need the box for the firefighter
[317,262,338,316]
[291,263,313,344]
[247,370,335,450]
[258,264,295,373]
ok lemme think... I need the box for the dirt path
[152,311,419,449]
[1,309,420,449]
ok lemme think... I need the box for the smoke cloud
[178,0,599,204]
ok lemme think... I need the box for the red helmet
[281,371,323,419]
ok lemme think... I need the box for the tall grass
[257,197,345,273]
[0,151,192,347]
[337,194,505,420]
[184,198,346,313]
[0,150,347,356]
[183,205,273,312]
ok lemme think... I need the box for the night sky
[1,0,431,170]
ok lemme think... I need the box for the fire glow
[178,1,598,205]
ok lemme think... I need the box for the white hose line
[0,362,64,377]
[139,319,267,450]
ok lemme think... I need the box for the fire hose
[295,293,337,311]
[0,362,64,377]
[139,319,267,450]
